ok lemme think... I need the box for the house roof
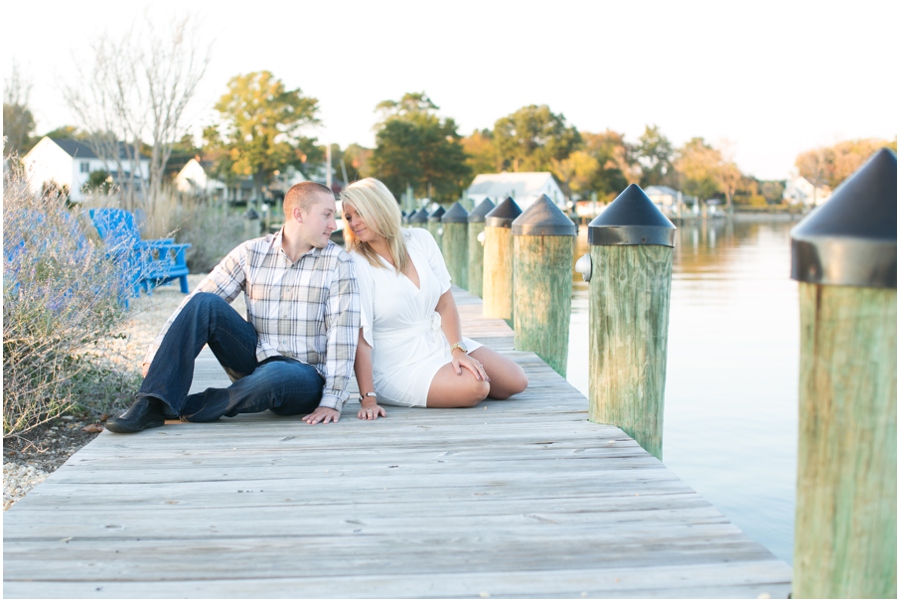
[50,138,143,161]
[467,172,560,199]
[644,185,680,196]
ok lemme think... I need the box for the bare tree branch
[63,11,212,212]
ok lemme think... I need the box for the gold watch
[449,341,468,354]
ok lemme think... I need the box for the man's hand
[302,406,340,425]
[141,362,150,378]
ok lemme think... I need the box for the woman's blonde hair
[341,178,409,274]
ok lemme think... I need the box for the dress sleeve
[411,228,451,293]
[352,254,376,349]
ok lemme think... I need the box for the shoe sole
[105,418,166,434]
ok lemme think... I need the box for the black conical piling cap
[410,208,429,224]
[511,194,576,236]
[428,206,446,222]
[791,148,897,288]
[588,184,676,247]
[468,198,496,223]
[441,201,469,223]
[485,197,523,229]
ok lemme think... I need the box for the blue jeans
[136,293,324,422]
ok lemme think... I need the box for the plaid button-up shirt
[143,230,360,412]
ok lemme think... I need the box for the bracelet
[449,341,468,354]
[358,392,377,403]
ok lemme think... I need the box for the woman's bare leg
[470,347,528,399]
[426,362,491,408]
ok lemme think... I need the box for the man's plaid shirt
[143,231,360,413]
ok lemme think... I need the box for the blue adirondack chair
[5,208,132,308]
[89,208,191,296]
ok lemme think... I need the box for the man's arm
[141,244,248,374]
[308,257,360,420]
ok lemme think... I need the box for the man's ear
[291,205,304,224]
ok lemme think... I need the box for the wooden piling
[409,207,429,230]
[582,184,675,460]
[790,148,897,599]
[242,208,261,240]
[441,202,469,291]
[512,195,575,377]
[467,198,495,298]
[482,197,522,324]
[427,206,445,248]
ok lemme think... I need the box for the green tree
[675,137,744,212]
[716,161,741,212]
[210,71,320,202]
[342,143,372,182]
[636,124,675,187]
[42,126,87,140]
[733,176,768,207]
[3,62,35,156]
[461,128,500,176]
[797,138,897,190]
[582,130,640,198]
[370,92,471,203]
[674,137,721,203]
[297,137,325,178]
[759,180,786,205]
[551,150,600,199]
[82,170,114,194]
[493,105,580,174]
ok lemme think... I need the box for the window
[80,162,90,173]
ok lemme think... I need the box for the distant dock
[3,288,792,598]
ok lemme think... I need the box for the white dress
[350,228,481,407]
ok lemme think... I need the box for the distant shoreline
[667,210,805,223]
[731,210,804,222]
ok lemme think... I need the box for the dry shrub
[141,193,246,273]
[3,158,131,438]
[172,202,246,273]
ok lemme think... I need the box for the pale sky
[3,0,897,180]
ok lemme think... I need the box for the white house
[22,137,150,202]
[644,185,698,216]
[644,185,680,214]
[783,174,831,208]
[174,158,228,199]
[466,172,566,210]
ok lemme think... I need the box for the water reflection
[568,218,799,563]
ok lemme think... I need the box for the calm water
[566,219,799,564]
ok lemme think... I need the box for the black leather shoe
[106,397,167,433]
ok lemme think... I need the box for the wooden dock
[3,288,792,598]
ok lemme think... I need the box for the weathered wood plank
[3,561,792,599]
[3,288,792,598]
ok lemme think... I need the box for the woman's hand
[452,349,490,382]
[357,402,386,420]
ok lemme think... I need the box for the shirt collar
[274,227,328,261]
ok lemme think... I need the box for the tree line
[5,29,896,209]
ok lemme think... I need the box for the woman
[341,178,527,420]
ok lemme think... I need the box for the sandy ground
[3,273,247,510]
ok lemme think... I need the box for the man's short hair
[284,182,334,216]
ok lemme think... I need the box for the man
[106,182,359,433]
